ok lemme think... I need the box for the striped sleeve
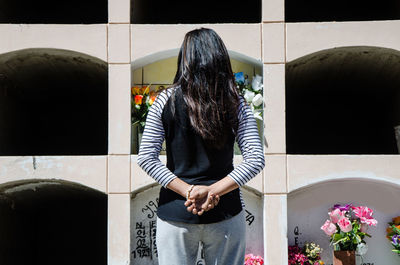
[137,89,177,188]
[227,96,265,187]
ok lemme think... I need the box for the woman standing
[137,28,265,265]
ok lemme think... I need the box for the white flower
[252,75,263,91]
[253,110,263,121]
[356,243,368,256]
[244,90,255,103]
[252,94,263,107]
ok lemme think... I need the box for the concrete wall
[0,0,399,264]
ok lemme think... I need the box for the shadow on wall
[286,46,400,154]
[0,48,108,156]
[0,179,108,265]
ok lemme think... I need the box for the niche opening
[288,179,400,264]
[131,0,261,24]
[0,179,108,265]
[285,0,400,22]
[0,48,108,156]
[0,0,107,23]
[286,46,400,154]
[131,52,263,154]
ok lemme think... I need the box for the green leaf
[393,225,400,234]
[335,237,348,245]
[333,234,343,242]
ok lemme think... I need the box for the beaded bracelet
[186,184,195,200]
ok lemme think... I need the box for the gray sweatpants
[156,210,246,265]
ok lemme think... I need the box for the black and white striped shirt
[137,86,265,223]
[138,87,264,186]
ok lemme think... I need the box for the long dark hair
[170,28,240,149]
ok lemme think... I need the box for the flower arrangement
[131,85,158,130]
[234,72,263,120]
[288,243,324,265]
[321,204,377,254]
[244,253,264,265]
[386,216,400,256]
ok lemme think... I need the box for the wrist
[166,178,194,199]
[208,185,218,197]
[209,177,239,197]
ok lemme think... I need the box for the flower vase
[131,123,144,154]
[333,250,356,265]
[138,128,143,151]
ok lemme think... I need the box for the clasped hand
[184,185,220,216]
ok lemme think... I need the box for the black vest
[157,88,243,224]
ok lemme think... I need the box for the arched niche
[131,49,263,73]
[131,0,261,24]
[287,178,400,264]
[130,184,263,264]
[285,0,400,22]
[0,48,108,156]
[0,0,107,23]
[286,46,400,155]
[0,179,107,265]
[131,50,263,154]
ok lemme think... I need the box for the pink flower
[338,217,353,233]
[321,219,337,236]
[329,208,344,223]
[352,206,378,226]
[245,254,264,265]
[294,253,307,264]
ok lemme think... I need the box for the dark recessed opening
[285,0,400,22]
[0,48,108,156]
[0,0,107,23]
[131,0,261,24]
[286,46,400,154]
[0,179,107,265]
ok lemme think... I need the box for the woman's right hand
[184,186,220,215]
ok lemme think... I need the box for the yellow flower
[149,95,157,105]
[140,85,150,95]
[131,86,141,95]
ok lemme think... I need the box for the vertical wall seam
[129,155,132,194]
[106,155,109,194]
[129,23,132,64]
[285,154,288,193]
[284,22,287,63]
[106,23,109,63]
